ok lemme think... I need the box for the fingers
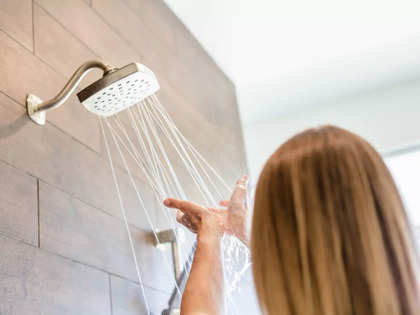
[230,175,248,206]
[181,215,198,233]
[165,198,206,233]
[164,198,206,216]
[175,210,199,233]
[176,210,183,223]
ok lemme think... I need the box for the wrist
[197,228,223,246]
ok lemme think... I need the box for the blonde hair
[251,126,420,315]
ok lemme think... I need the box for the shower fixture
[26,60,160,125]
[25,60,248,315]
[154,229,182,281]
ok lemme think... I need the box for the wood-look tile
[92,0,174,78]
[39,181,174,291]
[159,79,247,181]
[0,0,33,51]
[123,0,231,98]
[156,82,244,176]
[111,275,171,315]
[35,0,140,67]
[0,30,62,106]
[0,0,247,313]
[0,160,37,246]
[0,92,155,231]
[123,0,176,52]
[0,235,110,314]
[0,30,101,153]
[33,4,102,89]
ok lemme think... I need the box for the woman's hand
[163,175,249,245]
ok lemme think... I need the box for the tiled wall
[0,0,247,314]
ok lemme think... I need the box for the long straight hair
[251,126,420,315]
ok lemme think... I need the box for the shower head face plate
[77,63,159,117]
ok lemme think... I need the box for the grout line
[109,274,113,315]
[0,232,170,294]
[122,0,232,85]
[37,178,40,248]
[0,231,37,248]
[42,114,103,155]
[0,88,103,157]
[37,177,155,233]
[0,92,157,232]
[34,3,101,61]
[0,5,225,158]
[109,272,173,296]
[88,6,144,60]
[0,29,34,55]
[0,96,154,235]
[93,0,186,69]
[0,25,95,88]
[39,247,172,295]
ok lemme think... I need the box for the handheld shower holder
[154,229,182,281]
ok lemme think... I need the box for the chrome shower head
[26,60,159,125]
[77,63,159,117]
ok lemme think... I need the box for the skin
[163,175,249,315]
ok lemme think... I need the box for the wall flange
[26,94,46,125]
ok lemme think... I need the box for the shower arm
[26,60,116,125]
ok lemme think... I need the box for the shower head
[26,60,159,125]
[77,63,159,117]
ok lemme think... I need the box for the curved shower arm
[26,60,116,125]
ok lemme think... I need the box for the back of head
[251,126,420,315]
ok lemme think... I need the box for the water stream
[100,95,250,314]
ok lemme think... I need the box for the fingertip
[163,199,171,206]
[237,175,248,184]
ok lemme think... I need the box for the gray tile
[123,0,176,52]
[0,29,101,153]
[33,4,102,88]
[33,3,121,154]
[39,182,174,291]
[0,0,33,51]
[35,0,140,67]
[92,0,173,78]
[0,91,155,231]
[0,161,37,246]
[0,235,111,314]
[111,275,171,315]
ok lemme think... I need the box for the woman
[164,126,420,315]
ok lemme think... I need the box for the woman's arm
[181,230,224,315]
[163,198,226,315]
[164,175,249,315]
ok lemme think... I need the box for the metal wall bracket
[25,60,115,126]
[26,94,45,125]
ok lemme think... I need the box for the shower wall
[0,0,247,314]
